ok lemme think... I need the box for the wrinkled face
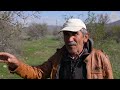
[63,31,89,56]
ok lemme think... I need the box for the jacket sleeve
[9,46,65,79]
[10,61,44,79]
[10,54,56,79]
[100,51,114,79]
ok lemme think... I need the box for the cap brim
[59,26,83,33]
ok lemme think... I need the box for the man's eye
[72,32,77,35]
[64,33,69,36]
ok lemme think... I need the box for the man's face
[63,31,89,56]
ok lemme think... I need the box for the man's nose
[68,36,75,42]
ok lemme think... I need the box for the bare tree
[27,23,48,40]
[0,11,42,56]
[62,15,74,21]
[97,14,110,25]
[84,11,110,43]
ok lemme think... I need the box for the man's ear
[83,33,89,43]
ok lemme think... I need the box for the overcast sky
[18,11,120,26]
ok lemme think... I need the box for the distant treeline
[0,11,120,56]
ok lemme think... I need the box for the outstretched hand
[0,52,17,63]
[0,52,20,70]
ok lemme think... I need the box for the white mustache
[67,41,77,46]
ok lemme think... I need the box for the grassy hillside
[21,36,61,65]
[0,37,120,79]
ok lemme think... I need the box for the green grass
[22,37,61,65]
[0,63,22,79]
[0,37,61,79]
[0,37,120,79]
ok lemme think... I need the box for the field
[0,36,61,79]
[0,37,120,79]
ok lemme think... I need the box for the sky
[19,11,120,26]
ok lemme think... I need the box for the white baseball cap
[60,18,86,32]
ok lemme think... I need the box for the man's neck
[69,49,84,60]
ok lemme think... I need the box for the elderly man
[0,18,113,79]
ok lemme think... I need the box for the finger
[0,52,15,58]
